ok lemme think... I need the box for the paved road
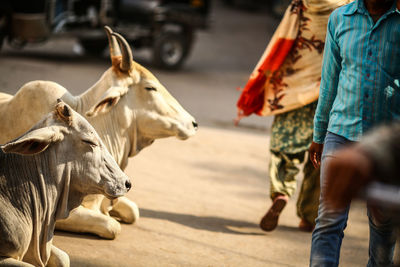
[0,1,369,266]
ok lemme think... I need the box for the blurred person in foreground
[323,122,400,266]
[324,122,400,210]
[309,0,400,266]
[235,0,350,232]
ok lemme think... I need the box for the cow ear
[86,86,128,117]
[1,128,63,155]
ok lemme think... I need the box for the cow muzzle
[104,175,132,199]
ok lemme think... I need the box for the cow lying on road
[0,100,131,267]
[0,27,197,239]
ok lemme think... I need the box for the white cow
[0,27,197,239]
[0,100,131,267]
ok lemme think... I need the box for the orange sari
[236,0,351,121]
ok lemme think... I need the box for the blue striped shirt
[313,0,400,144]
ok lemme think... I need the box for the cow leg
[55,206,121,239]
[47,246,69,267]
[0,257,34,267]
[104,196,140,224]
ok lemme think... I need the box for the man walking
[309,0,400,266]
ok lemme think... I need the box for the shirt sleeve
[313,14,342,144]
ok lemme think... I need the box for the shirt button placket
[363,42,372,134]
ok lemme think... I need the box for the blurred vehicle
[222,0,291,17]
[0,0,211,69]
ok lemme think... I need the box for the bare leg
[55,206,121,239]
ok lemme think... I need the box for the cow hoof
[110,197,140,224]
[98,217,121,239]
[48,246,70,267]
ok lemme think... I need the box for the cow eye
[82,139,97,147]
[145,87,157,91]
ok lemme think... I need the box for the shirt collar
[391,1,400,15]
[378,1,400,18]
[343,0,399,16]
[343,0,364,16]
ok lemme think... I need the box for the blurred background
[0,0,292,131]
[0,1,372,266]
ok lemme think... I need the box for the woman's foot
[259,194,288,231]
[298,218,315,232]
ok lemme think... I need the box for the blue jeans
[309,132,396,267]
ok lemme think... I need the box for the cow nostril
[125,180,132,190]
[192,121,198,130]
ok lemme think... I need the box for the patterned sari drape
[236,0,351,121]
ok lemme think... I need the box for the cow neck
[128,109,138,159]
[74,70,129,166]
[76,69,113,115]
[26,148,85,222]
[93,100,137,170]
[75,68,134,168]
[94,111,131,169]
[46,151,82,221]
[10,150,78,267]
[23,155,53,267]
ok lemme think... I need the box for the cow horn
[111,32,133,72]
[104,26,121,57]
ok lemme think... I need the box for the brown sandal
[259,195,288,231]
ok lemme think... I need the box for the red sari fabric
[236,38,295,117]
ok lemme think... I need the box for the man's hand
[324,146,373,210]
[309,141,324,168]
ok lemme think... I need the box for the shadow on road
[140,208,263,235]
[70,257,116,267]
[54,230,103,240]
[277,225,306,233]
